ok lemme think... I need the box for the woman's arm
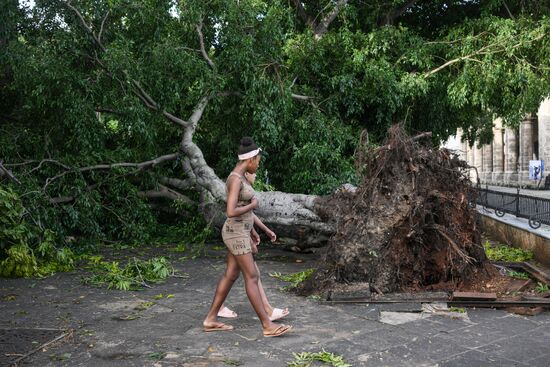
[253,213,277,242]
[226,176,258,217]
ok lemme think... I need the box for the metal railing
[476,185,550,229]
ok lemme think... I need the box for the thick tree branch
[196,19,216,70]
[139,184,194,205]
[160,176,196,190]
[313,0,348,40]
[291,93,316,101]
[44,153,179,190]
[179,98,226,200]
[0,162,21,184]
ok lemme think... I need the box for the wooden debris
[452,291,497,301]
[506,307,545,316]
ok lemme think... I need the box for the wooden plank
[506,307,545,316]
[452,291,497,301]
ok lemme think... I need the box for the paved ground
[1,244,549,367]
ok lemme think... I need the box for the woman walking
[203,137,292,337]
[217,170,290,322]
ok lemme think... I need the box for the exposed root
[301,124,485,294]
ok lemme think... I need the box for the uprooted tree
[302,125,488,294]
[1,1,550,270]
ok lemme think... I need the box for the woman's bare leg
[203,252,240,327]
[233,253,281,331]
[255,262,273,315]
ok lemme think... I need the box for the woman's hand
[250,228,260,254]
[266,229,277,242]
[251,229,260,246]
[250,197,259,210]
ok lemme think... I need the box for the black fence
[476,186,550,229]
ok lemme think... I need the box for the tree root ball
[301,125,489,295]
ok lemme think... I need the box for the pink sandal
[269,308,289,321]
[217,306,238,319]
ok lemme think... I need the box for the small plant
[483,242,533,262]
[535,282,549,293]
[507,270,530,280]
[135,301,155,311]
[153,293,174,300]
[449,307,466,313]
[270,269,315,290]
[169,243,187,253]
[147,352,166,360]
[288,350,351,367]
[83,257,175,290]
[223,359,244,366]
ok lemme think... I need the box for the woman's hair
[238,136,259,155]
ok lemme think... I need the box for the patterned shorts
[222,219,253,256]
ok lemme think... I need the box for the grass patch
[483,242,533,262]
[288,350,351,367]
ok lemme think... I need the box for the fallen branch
[44,153,179,190]
[0,161,21,184]
[138,184,194,205]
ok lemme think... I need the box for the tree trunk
[198,189,335,250]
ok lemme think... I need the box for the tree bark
[198,189,334,250]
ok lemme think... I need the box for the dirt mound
[302,125,489,295]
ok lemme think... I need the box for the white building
[445,98,550,188]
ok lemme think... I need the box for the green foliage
[0,185,33,251]
[0,186,74,277]
[288,350,351,367]
[155,216,213,259]
[535,282,549,293]
[483,241,534,262]
[507,270,530,280]
[270,268,315,289]
[2,0,550,247]
[83,257,174,290]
